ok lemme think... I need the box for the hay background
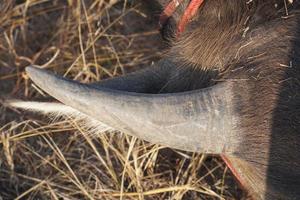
[0,1,247,199]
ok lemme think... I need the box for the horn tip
[25,66,51,84]
[26,66,40,78]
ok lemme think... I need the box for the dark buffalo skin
[143,0,300,199]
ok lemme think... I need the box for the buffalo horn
[26,66,239,154]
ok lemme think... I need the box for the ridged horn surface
[26,66,239,153]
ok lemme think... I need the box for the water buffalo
[8,0,300,199]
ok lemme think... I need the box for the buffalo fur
[7,0,300,199]
[157,0,300,199]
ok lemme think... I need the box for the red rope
[159,0,205,37]
[177,0,204,36]
[221,155,248,191]
[159,0,185,28]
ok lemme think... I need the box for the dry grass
[0,0,247,199]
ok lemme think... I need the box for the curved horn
[90,59,173,93]
[26,66,239,154]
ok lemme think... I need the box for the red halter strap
[159,0,185,28]
[177,0,204,35]
[159,0,205,37]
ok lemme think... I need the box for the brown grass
[0,0,247,199]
